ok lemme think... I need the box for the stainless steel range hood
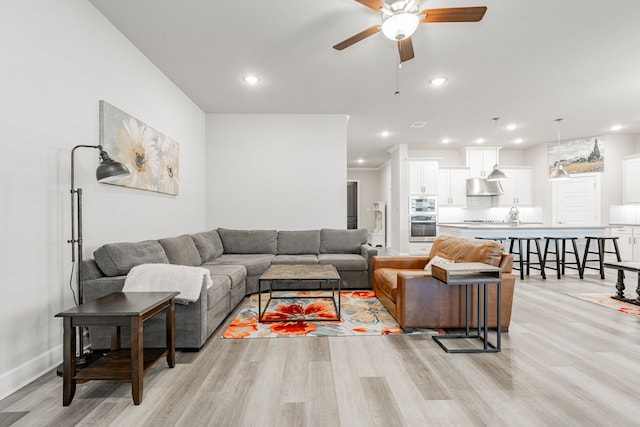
[466,178,504,196]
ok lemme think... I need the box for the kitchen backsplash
[439,205,543,224]
[610,205,640,224]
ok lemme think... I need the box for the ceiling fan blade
[333,25,381,51]
[354,0,388,12]
[397,37,415,63]
[420,7,487,23]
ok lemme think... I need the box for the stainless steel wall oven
[409,196,437,242]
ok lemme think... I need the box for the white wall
[527,134,637,225]
[205,114,347,230]
[0,0,205,399]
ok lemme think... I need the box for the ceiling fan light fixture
[381,13,419,41]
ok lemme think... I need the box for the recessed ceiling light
[611,124,623,131]
[381,130,390,137]
[514,138,523,144]
[507,123,517,131]
[243,75,260,85]
[409,121,426,128]
[429,77,447,87]
[441,138,450,144]
[476,138,484,144]
[356,158,365,164]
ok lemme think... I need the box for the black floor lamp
[68,144,129,365]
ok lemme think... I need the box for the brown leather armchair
[373,236,516,331]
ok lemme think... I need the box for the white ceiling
[89,0,640,168]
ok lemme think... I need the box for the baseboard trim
[0,345,62,401]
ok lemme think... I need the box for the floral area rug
[569,293,640,317]
[221,290,442,338]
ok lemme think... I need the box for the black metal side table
[431,262,502,354]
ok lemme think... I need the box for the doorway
[552,173,601,225]
[347,181,358,229]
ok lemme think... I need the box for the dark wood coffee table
[604,261,640,306]
[55,291,178,406]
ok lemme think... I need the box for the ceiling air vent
[409,121,426,128]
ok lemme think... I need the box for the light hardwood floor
[2,272,640,427]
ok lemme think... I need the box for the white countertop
[438,223,607,230]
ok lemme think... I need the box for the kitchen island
[438,223,608,240]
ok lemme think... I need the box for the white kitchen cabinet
[409,161,438,194]
[438,168,469,206]
[465,148,498,178]
[622,155,640,204]
[609,226,640,261]
[499,168,533,206]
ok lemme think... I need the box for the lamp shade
[96,150,130,183]
[381,13,419,41]
[486,164,507,181]
[549,164,570,180]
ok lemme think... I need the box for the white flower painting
[99,100,179,195]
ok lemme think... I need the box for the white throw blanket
[123,263,213,304]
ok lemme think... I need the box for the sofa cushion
[277,230,320,255]
[207,274,231,310]
[191,230,224,263]
[209,254,275,277]
[272,254,319,265]
[317,254,367,270]
[320,229,367,254]
[94,240,169,277]
[159,234,202,266]
[202,264,247,291]
[429,235,503,267]
[218,229,277,254]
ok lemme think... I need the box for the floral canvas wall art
[548,136,604,176]
[99,100,179,195]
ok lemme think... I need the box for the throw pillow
[424,255,455,273]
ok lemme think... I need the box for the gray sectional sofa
[82,228,377,350]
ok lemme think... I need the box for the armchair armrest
[361,244,378,286]
[372,256,430,271]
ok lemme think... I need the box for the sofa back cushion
[429,236,503,267]
[191,230,224,263]
[159,234,202,266]
[94,240,169,277]
[319,228,367,254]
[217,228,278,254]
[277,230,320,255]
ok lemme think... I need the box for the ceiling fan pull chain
[395,60,401,95]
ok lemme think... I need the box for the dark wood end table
[55,291,178,406]
[603,261,640,306]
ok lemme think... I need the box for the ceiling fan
[333,0,487,63]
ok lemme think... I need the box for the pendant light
[549,118,570,180]
[486,117,507,181]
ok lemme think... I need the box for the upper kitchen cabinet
[438,168,469,206]
[409,161,438,194]
[465,148,498,178]
[499,167,533,206]
[623,155,640,204]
